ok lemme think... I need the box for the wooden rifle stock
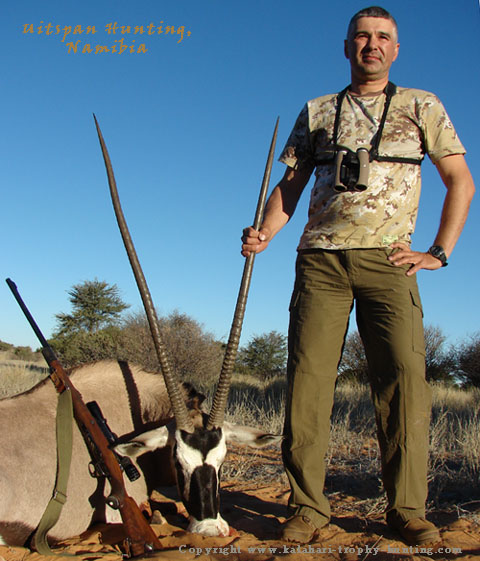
[6,278,162,557]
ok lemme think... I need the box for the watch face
[429,246,447,264]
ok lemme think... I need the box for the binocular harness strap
[332,82,422,166]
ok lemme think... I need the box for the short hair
[347,6,398,41]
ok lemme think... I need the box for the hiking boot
[280,515,325,543]
[387,513,440,545]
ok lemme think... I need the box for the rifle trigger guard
[88,461,104,478]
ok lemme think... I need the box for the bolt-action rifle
[6,278,162,557]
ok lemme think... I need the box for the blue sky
[1,0,479,353]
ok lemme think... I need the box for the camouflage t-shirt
[279,87,465,250]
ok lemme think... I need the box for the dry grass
[0,359,48,398]
[428,384,480,514]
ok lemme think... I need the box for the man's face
[344,17,399,83]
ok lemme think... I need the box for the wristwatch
[428,245,448,267]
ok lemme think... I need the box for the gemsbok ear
[115,426,170,458]
[223,422,283,448]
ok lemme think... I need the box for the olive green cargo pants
[282,248,431,528]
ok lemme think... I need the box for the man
[242,6,474,547]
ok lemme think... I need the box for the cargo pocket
[410,288,425,355]
[289,288,300,313]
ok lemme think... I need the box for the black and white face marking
[174,426,229,536]
[114,419,282,537]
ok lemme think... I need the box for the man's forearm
[261,185,296,238]
[434,155,475,256]
[388,154,474,275]
[261,166,313,239]
[241,165,312,256]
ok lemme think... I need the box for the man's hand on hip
[388,242,443,276]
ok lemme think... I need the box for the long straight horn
[207,118,279,431]
[94,115,194,433]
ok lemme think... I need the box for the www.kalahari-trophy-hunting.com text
[178,544,463,556]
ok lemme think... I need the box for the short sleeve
[421,95,466,163]
[278,104,315,170]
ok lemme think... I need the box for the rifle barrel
[6,278,58,364]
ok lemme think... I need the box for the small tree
[0,340,14,352]
[118,310,224,391]
[236,331,287,379]
[424,325,455,384]
[49,280,129,366]
[454,333,480,388]
[338,331,369,383]
[54,280,129,337]
[50,327,122,367]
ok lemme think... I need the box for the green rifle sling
[32,387,73,555]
